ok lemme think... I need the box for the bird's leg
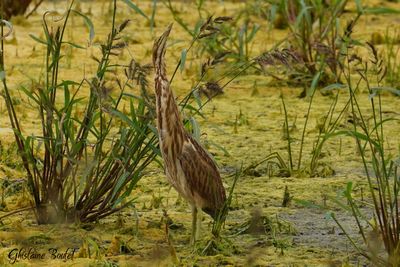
[190,205,198,245]
[196,208,202,241]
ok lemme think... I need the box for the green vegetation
[0,0,400,266]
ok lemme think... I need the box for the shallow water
[1,0,400,266]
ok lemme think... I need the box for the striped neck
[153,25,185,154]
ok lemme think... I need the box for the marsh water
[1,0,400,266]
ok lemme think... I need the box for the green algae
[0,0,400,266]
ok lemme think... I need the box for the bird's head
[152,24,173,76]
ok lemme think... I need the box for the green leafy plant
[328,42,400,266]
[290,34,400,264]
[0,0,158,224]
[278,87,342,177]
[257,0,356,93]
[248,15,362,178]
[164,0,259,67]
[0,0,241,227]
[243,75,347,178]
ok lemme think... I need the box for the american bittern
[153,24,226,244]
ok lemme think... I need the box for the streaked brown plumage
[152,24,226,243]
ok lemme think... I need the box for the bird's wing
[178,135,226,216]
